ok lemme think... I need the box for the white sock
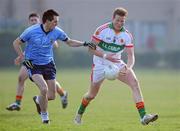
[41,112,49,121]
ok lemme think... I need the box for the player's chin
[51,26,56,30]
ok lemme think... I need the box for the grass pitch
[0,69,180,131]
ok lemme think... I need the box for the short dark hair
[42,9,59,24]
[28,13,40,19]
[113,7,128,18]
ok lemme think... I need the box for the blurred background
[0,1,180,130]
[0,0,180,69]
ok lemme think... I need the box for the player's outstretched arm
[65,39,96,50]
[65,39,84,47]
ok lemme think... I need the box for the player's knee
[40,88,48,96]
[90,95,96,100]
[48,94,56,100]
[130,78,139,89]
[86,94,96,100]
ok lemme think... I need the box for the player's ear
[112,16,114,20]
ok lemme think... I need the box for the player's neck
[42,24,51,32]
[113,26,122,34]
[110,22,123,33]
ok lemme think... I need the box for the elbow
[13,39,17,48]
[67,43,73,47]
[66,40,72,47]
[13,38,22,49]
[69,43,73,47]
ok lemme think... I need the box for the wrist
[19,53,23,57]
[83,41,86,46]
[18,53,24,59]
[103,54,107,59]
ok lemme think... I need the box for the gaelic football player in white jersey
[74,7,158,125]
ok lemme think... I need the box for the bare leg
[16,66,28,98]
[55,81,64,96]
[32,74,48,113]
[118,68,143,103]
[6,66,28,111]
[55,81,68,108]
[74,79,104,124]
[46,79,56,101]
[118,67,158,125]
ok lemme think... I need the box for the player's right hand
[106,54,121,63]
[14,54,24,65]
[83,42,96,50]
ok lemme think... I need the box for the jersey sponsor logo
[113,36,116,43]
[120,39,124,43]
[98,41,125,53]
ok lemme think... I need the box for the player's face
[47,16,59,31]
[112,15,126,31]
[29,16,40,25]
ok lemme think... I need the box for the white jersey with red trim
[91,22,133,65]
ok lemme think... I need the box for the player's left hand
[83,42,96,50]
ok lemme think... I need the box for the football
[104,64,119,80]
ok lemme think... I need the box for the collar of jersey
[109,22,125,32]
[41,24,51,35]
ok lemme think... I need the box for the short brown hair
[113,7,128,18]
[42,9,59,24]
[28,13,40,19]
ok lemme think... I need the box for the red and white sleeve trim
[91,35,102,42]
[125,44,134,48]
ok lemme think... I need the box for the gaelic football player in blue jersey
[13,9,96,124]
[7,13,68,112]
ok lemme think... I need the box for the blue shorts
[23,61,56,81]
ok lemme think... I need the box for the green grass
[0,69,180,131]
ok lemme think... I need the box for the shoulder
[123,28,133,40]
[54,26,65,33]
[95,22,110,35]
[23,24,41,34]
[20,24,40,39]
[54,26,68,41]
[27,24,40,31]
